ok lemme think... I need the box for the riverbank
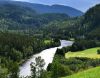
[19,40,73,77]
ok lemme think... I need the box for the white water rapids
[19,40,73,77]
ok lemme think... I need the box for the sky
[4,0,100,12]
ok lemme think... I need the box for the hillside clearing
[65,47,100,59]
[62,66,100,78]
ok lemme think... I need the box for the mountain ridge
[0,1,83,17]
[0,2,69,30]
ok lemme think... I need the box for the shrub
[70,40,97,52]
[97,49,100,54]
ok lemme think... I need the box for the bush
[47,63,52,71]
[50,55,100,78]
[51,61,72,78]
[56,46,71,56]
[56,48,64,56]
[97,49,100,54]
[58,65,72,77]
[70,40,97,52]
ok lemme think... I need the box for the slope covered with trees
[83,4,100,40]
[0,32,60,78]
[0,1,83,17]
[0,3,69,31]
[0,1,100,78]
[42,4,100,40]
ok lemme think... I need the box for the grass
[65,47,100,59]
[0,66,8,74]
[62,66,100,78]
[44,40,52,44]
[69,38,75,41]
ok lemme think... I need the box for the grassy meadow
[62,66,100,78]
[65,47,100,59]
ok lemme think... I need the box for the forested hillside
[0,3,69,31]
[83,4,100,39]
[42,4,100,40]
[0,1,83,17]
[0,32,60,78]
[0,1,99,40]
[0,1,100,78]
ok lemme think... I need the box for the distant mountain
[0,1,83,17]
[0,2,69,30]
[39,4,100,39]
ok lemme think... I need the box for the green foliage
[0,32,60,78]
[23,46,33,58]
[39,4,100,40]
[51,61,59,78]
[70,40,97,52]
[8,62,19,78]
[51,61,72,78]
[49,55,100,78]
[0,66,7,78]
[66,47,100,59]
[42,18,81,39]
[0,3,69,31]
[0,2,100,78]
[97,49,100,54]
[62,66,100,78]
[56,47,71,56]
[81,4,100,40]
[10,48,22,62]
[30,56,45,78]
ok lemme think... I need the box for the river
[19,40,73,77]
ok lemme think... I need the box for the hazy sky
[6,0,100,12]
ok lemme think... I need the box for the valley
[0,0,100,78]
[19,40,73,77]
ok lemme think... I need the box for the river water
[19,40,73,77]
